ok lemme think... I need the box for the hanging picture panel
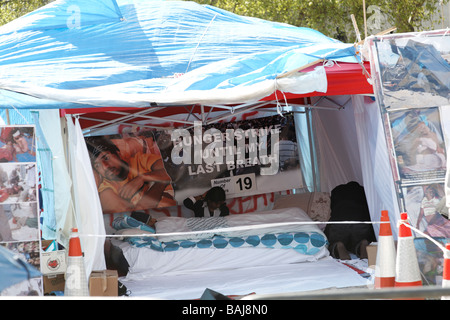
[369,30,450,241]
[0,125,41,296]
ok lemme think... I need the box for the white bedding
[114,238,329,276]
[111,207,373,299]
[113,207,330,277]
[154,207,321,242]
[118,257,371,299]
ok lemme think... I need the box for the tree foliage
[0,0,54,26]
[193,0,449,42]
[1,0,448,42]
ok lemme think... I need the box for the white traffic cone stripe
[375,235,396,277]
[64,228,90,296]
[65,257,89,296]
[395,236,422,285]
[395,213,422,288]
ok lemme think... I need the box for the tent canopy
[0,0,372,119]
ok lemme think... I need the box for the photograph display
[0,125,41,296]
[404,183,450,239]
[389,107,446,183]
[374,34,450,110]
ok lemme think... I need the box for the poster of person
[0,126,36,163]
[0,164,39,242]
[389,107,446,183]
[86,113,303,214]
[403,183,450,239]
[85,132,177,214]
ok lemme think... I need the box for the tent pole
[363,0,367,40]
[351,14,362,43]
[107,110,195,125]
[78,106,165,132]
[5,109,10,125]
[184,105,202,122]
[305,98,317,192]
[205,101,272,125]
[81,117,175,135]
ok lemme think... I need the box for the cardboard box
[43,274,65,294]
[366,242,377,267]
[89,270,118,296]
[40,240,67,275]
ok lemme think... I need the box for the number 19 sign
[211,173,257,196]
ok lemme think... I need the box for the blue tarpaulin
[0,246,41,292]
[0,0,360,110]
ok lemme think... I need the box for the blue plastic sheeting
[0,0,358,109]
[0,246,42,292]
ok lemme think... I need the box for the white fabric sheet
[352,96,400,239]
[38,110,74,245]
[118,257,370,299]
[155,207,324,242]
[66,117,106,276]
[312,96,364,192]
[307,95,401,240]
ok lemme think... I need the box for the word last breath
[187,156,266,176]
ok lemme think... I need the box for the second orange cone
[374,210,396,289]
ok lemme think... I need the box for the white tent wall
[311,96,364,192]
[307,95,400,239]
[352,95,400,239]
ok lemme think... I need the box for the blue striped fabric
[127,231,328,255]
[113,214,328,255]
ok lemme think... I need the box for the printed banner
[86,113,303,214]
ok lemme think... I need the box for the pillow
[115,228,155,236]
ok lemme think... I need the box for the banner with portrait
[85,113,303,215]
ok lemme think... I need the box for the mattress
[109,207,373,299]
[112,207,330,276]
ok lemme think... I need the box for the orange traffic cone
[442,243,450,300]
[64,228,89,296]
[374,210,396,289]
[395,213,422,290]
